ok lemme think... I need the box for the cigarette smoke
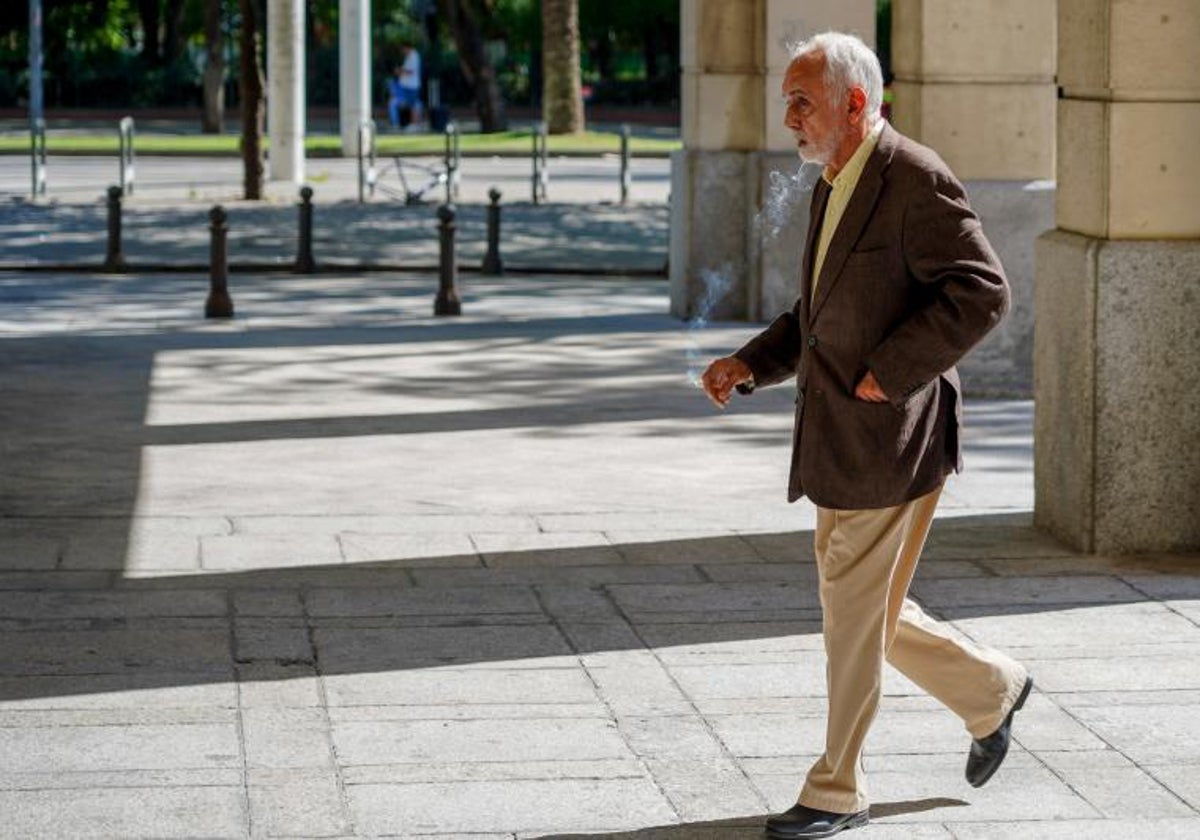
[684,264,733,387]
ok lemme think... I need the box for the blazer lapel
[809,125,897,322]
[801,178,831,328]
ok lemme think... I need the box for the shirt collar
[822,119,885,188]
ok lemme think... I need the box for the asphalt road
[0,153,672,206]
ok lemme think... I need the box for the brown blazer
[734,123,1009,510]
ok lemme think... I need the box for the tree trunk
[163,0,186,65]
[239,0,265,199]
[643,29,657,81]
[439,0,507,133]
[542,0,583,134]
[202,0,225,134]
[137,0,162,64]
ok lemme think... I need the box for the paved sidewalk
[0,177,669,274]
[1,271,1198,838]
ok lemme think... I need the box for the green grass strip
[0,130,680,157]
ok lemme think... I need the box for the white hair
[790,31,883,125]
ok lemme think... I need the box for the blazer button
[807,336,818,348]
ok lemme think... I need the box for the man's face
[782,52,843,165]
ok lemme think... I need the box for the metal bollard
[444,121,461,203]
[30,117,47,198]
[205,205,234,318]
[296,186,315,273]
[357,118,377,203]
[433,203,461,316]
[118,116,135,196]
[103,185,126,272]
[482,187,503,276]
[531,122,548,205]
[619,124,631,205]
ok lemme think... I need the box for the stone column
[339,0,372,156]
[1035,1,1200,554]
[890,0,1057,393]
[268,0,305,183]
[670,0,875,321]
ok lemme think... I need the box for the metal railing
[443,121,461,203]
[619,124,631,205]
[118,116,136,196]
[357,118,377,203]
[531,121,549,205]
[30,118,47,198]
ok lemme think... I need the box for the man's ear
[847,87,868,123]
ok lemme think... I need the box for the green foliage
[0,0,683,109]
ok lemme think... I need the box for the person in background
[387,41,424,131]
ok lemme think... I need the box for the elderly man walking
[702,32,1031,839]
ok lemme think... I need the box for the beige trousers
[798,484,1028,814]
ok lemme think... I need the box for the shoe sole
[765,812,869,839]
[969,675,1034,789]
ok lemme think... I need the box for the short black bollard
[296,185,315,273]
[482,187,503,276]
[434,203,461,316]
[103,185,126,272]
[205,205,234,319]
[619,124,631,205]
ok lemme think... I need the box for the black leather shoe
[966,675,1033,788]
[764,803,869,839]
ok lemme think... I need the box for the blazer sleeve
[865,167,1010,406]
[732,297,802,392]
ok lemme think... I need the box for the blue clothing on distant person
[388,48,423,128]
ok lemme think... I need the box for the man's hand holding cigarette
[701,356,753,409]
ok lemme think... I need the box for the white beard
[795,131,841,166]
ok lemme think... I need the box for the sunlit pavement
[1,271,1197,838]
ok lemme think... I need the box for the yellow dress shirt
[811,120,885,303]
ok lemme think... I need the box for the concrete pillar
[339,0,372,156]
[1035,1,1200,554]
[268,0,305,183]
[670,0,874,321]
[891,0,1057,393]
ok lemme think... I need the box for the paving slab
[0,721,241,773]
[0,786,248,839]
[640,756,768,821]
[313,623,575,671]
[948,818,1200,839]
[346,777,676,836]
[1063,703,1200,765]
[321,666,599,709]
[1034,749,1194,818]
[334,716,632,766]
[247,769,352,838]
[243,707,337,769]
[1143,763,1200,811]
[342,757,643,786]
[943,601,1200,649]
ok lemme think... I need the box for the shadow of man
[529,798,969,838]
